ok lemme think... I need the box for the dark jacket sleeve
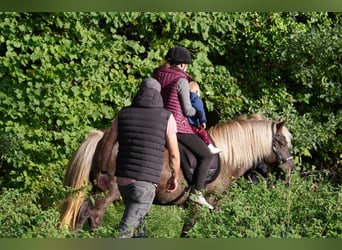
[191,94,207,124]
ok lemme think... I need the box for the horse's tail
[59,130,104,231]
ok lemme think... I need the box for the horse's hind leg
[76,200,93,232]
[75,198,108,232]
[75,198,107,232]
[77,175,121,231]
[88,188,121,230]
[88,199,108,230]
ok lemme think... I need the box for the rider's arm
[177,78,196,117]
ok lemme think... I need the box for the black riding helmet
[165,46,192,65]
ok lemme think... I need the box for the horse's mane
[208,114,292,170]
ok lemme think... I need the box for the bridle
[272,134,293,165]
[271,121,293,165]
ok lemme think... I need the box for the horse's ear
[274,120,287,133]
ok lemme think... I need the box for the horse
[59,115,295,236]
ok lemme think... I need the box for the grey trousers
[117,181,156,238]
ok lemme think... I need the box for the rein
[162,185,192,205]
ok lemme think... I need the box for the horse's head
[269,120,295,171]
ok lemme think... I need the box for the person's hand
[166,175,178,193]
[201,123,206,129]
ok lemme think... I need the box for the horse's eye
[275,135,287,146]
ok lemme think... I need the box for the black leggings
[177,133,214,190]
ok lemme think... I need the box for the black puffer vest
[115,88,171,184]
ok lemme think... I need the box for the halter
[271,122,293,165]
[272,137,293,165]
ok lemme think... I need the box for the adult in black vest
[110,78,180,238]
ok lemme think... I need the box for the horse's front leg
[181,203,201,238]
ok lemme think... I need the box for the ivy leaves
[0,12,340,197]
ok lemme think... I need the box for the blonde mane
[208,116,291,171]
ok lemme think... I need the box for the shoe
[208,144,223,154]
[189,191,214,209]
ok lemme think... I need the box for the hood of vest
[131,88,164,108]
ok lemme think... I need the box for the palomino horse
[59,115,294,236]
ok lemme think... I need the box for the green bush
[0,188,65,238]
[0,12,340,237]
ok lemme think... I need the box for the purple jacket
[153,66,194,134]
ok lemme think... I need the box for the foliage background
[0,12,341,237]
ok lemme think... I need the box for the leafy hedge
[0,12,341,237]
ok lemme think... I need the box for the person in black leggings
[153,46,214,209]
